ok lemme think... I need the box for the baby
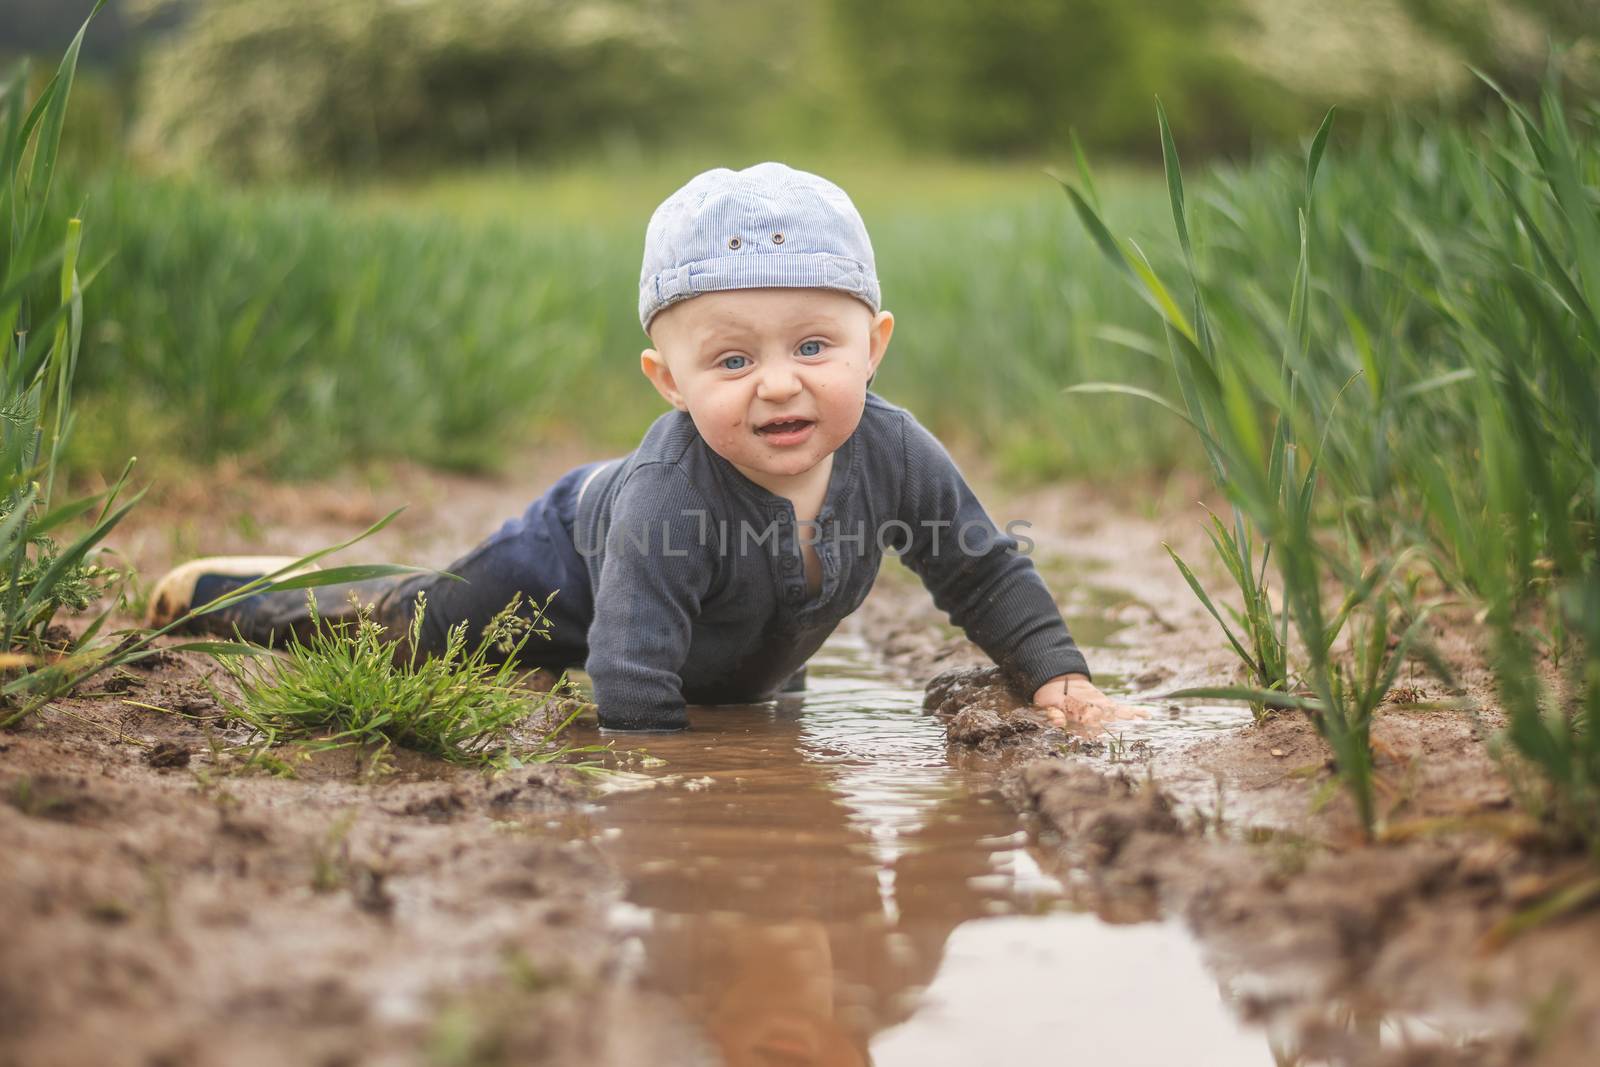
[149,163,1132,732]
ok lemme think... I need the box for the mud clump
[1187,845,1460,979]
[922,664,1021,715]
[379,766,586,823]
[144,741,191,769]
[1013,760,1183,866]
[349,864,396,917]
[4,773,111,823]
[947,703,1041,747]
[486,764,584,812]
[391,784,470,822]
[923,665,1048,748]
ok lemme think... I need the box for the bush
[829,0,1311,158]
[130,0,697,177]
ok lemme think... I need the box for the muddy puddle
[550,630,1283,1066]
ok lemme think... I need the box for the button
[775,512,790,524]
[772,232,785,244]
[728,236,742,250]
[782,557,798,572]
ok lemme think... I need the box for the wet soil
[3,451,655,1067]
[861,477,1600,1066]
[3,454,1597,1065]
[0,654,653,1066]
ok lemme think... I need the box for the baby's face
[641,288,893,491]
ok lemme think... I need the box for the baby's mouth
[756,417,814,436]
[755,417,817,448]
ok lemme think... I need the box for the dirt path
[4,453,1598,1065]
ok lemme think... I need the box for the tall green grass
[1066,108,1418,837]
[1064,83,1599,851]
[0,0,142,714]
[0,6,451,730]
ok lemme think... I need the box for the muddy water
[561,631,1272,1066]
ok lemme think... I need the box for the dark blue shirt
[573,392,1090,730]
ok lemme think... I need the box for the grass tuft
[210,590,591,769]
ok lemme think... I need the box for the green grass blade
[0,486,38,551]
[1155,98,1193,266]
[16,492,143,620]
[1064,382,1208,437]
[20,494,99,538]
[1395,368,1476,400]
[1069,128,1101,213]
[261,563,443,592]
[1305,107,1336,201]
[1164,542,1254,668]
[1124,240,1198,345]
[1058,181,1133,280]
[1164,685,1324,712]
[20,0,106,233]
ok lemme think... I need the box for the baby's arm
[583,467,716,731]
[894,414,1137,726]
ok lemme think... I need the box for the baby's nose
[755,361,802,398]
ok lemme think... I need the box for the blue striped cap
[639,161,880,333]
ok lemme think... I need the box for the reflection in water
[642,916,868,1066]
[566,631,1271,1065]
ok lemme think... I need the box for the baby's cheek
[707,422,746,455]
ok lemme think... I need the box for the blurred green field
[66,157,1183,482]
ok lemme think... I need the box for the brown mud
[863,478,1600,1066]
[2,455,1596,1065]
[3,451,661,1067]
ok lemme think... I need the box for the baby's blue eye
[719,354,749,370]
[798,340,824,357]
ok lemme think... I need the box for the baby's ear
[640,348,687,410]
[867,310,894,375]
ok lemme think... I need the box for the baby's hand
[1032,674,1147,730]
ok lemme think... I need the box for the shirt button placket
[773,507,801,603]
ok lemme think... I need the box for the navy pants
[202,461,606,671]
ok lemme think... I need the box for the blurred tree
[666,0,890,157]
[130,0,701,177]
[1399,0,1599,92]
[118,0,1585,176]
[826,0,1299,157]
